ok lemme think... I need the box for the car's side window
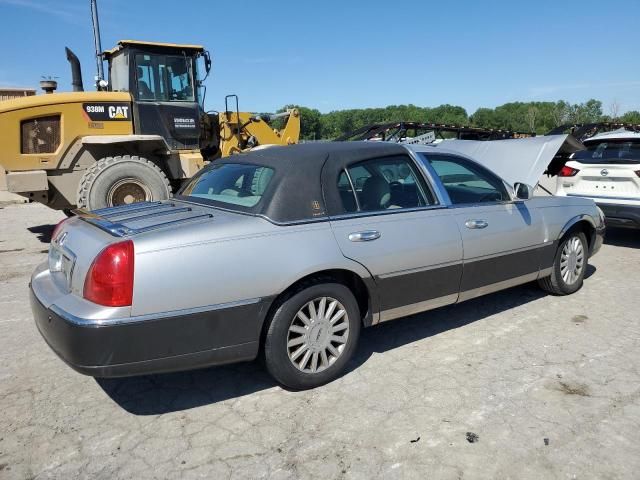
[425,154,509,205]
[337,155,433,213]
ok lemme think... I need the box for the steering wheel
[477,192,501,202]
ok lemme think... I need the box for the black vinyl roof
[185,142,409,223]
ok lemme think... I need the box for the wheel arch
[558,215,597,253]
[259,268,378,348]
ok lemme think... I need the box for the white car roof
[583,128,640,144]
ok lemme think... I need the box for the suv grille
[21,115,61,154]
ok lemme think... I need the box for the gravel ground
[0,203,639,479]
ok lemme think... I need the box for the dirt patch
[557,381,590,397]
[0,248,24,254]
[572,315,588,324]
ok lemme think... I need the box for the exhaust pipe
[65,47,84,92]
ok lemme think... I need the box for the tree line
[276,101,640,140]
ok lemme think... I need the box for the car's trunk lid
[76,200,216,237]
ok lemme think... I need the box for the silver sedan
[30,139,605,389]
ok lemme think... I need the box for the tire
[77,155,171,210]
[264,283,361,390]
[538,231,588,295]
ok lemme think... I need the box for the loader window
[109,52,129,92]
[135,53,195,102]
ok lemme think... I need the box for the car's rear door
[419,153,549,301]
[325,154,463,323]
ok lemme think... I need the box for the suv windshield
[573,140,640,164]
[181,163,274,208]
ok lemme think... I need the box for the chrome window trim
[413,150,521,207]
[50,297,263,327]
[405,147,451,206]
[328,204,449,222]
[342,167,361,211]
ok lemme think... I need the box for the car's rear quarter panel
[130,219,372,317]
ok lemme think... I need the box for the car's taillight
[559,166,580,177]
[83,240,134,307]
[51,218,68,241]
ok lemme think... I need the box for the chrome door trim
[378,259,462,279]
[379,293,459,323]
[458,272,539,302]
[538,267,553,278]
[464,242,551,263]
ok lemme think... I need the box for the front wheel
[77,155,171,210]
[538,231,588,295]
[264,283,361,390]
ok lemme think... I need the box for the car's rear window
[181,163,274,208]
[574,140,640,164]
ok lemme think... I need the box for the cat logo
[82,103,130,122]
[108,106,129,119]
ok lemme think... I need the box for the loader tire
[77,155,171,210]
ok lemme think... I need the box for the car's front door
[326,154,463,323]
[420,153,549,301]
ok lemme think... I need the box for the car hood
[431,134,584,187]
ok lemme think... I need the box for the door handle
[465,219,488,229]
[348,230,381,242]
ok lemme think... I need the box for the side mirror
[514,182,533,200]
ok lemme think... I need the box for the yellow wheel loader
[0,38,299,212]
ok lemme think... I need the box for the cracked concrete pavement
[1,203,639,479]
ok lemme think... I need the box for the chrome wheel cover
[560,236,585,285]
[287,296,349,374]
[107,178,152,206]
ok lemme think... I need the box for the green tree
[620,110,640,124]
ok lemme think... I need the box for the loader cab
[104,40,210,151]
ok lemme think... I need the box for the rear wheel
[538,231,588,295]
[264,283,361,389]
[77,155,171,210]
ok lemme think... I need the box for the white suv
[556,129,640,228]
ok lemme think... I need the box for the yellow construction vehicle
[0,24,299,212]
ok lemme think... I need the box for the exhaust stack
[65,47,84,92]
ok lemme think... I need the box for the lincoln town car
[30,140,605,389]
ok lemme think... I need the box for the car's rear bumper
[30,287,273,378]
[598,203,640,229]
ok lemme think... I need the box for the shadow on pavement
[27,224,56,244]
[98,282,552,415]
[604,227,640,249]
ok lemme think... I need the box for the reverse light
[559,166,580,177]
[83,240,134,307]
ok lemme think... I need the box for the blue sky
[1,0,639,115]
